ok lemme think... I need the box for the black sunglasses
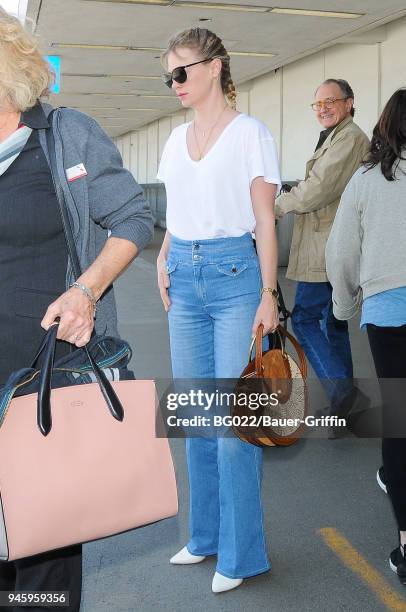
[162,58,213,88]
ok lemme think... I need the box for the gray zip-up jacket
[326,158,406,320]
[37,103,154,337]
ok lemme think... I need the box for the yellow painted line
[318,528,406,612]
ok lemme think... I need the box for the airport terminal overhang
[27,0,406,137]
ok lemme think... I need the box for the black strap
[35,109,124,436]
[251,238,291,329]
[37,323,59,436]
[45,109,82,279]
[277,281,291,325]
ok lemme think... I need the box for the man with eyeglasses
[275,78,370,437]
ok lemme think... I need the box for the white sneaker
[170,546,206,565]
[212,571,243,593]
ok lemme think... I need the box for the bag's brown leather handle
[248,324,264,376]
[248,323,307,378]
[255,325,264,377]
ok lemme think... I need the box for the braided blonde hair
[162,28,237,110]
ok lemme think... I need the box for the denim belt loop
[192,241,201,262]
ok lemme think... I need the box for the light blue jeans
[167,233,270,579]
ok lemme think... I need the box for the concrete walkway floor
[81,230,406,612]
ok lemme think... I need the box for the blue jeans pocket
[166,260,179,274]
[216,261,249,277]
[214,259,261,301]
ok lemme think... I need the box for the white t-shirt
[157,113,281,240]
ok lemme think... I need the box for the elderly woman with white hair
[0,8,153,610]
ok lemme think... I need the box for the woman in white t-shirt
[157,28,281,594]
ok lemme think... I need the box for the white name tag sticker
[66,163,88,182]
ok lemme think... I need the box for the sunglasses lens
[163,66,188,88]
[172,67,187,84]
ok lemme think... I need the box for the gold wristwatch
[261,287,279,299]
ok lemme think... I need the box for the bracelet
[261,287,279,300]
[70,282,97,310]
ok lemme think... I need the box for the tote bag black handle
[33,321,124,436]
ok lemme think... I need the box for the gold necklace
[193,104,228,161]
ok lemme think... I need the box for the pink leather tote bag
[0,325,178,561]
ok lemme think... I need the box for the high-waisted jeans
[167,233,270,579]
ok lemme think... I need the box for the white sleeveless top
[157,113,281,240]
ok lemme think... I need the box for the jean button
[194,244,200,250]
[193,255,199,260]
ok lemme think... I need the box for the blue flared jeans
[167,233,270,579]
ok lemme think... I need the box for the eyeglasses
[162,58,213,88]
[311,97,349,111]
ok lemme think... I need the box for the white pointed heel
[212,571,243,593]
[170,546,206,565]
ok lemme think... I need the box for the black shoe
[389,547,406,585]
[327,387,372,439]
[377,466,387,494]
[339,387,371,420]
[327,423,353,440]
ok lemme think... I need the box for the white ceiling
[28,0,406,137]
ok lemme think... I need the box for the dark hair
[363,88,406,181]
[317,78,355,116]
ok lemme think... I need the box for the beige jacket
[275,116,370,282]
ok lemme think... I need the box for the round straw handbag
[233,324,308,447]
